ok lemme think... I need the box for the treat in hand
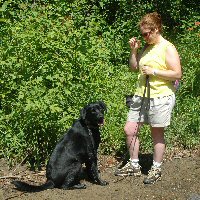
[129,37,141,50]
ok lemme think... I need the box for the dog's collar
[88,128,95,149]
[88,128,92,136]
[84,119,99,129]
[80,118,99,131]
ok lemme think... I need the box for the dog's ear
[98,101,107,112]
[80,107,87,120]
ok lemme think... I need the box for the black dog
[12,101,108,192]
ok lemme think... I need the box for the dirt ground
[0,150,200,200]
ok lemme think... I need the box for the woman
[115,12,182,184]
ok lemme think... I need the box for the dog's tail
[12,180,54,192]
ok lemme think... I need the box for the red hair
[139,12,162,32]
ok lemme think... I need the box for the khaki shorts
[127,94,175,127]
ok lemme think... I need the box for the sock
[130,159,140,168]
[153,160,162,168]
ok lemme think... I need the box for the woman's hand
[129,37,141,71]
[140,44,182,80]
[141,65,154,75]
[129,37,141,51]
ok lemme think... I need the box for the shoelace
[148,168,160,177]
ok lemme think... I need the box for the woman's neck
[154,34,164,45]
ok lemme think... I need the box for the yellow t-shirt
[135,40,176,98]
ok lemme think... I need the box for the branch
[0,175,21,179]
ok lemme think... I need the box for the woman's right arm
[128,37,141,71]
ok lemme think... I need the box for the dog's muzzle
[98,117,104,126]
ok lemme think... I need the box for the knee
[124,125,130,136]
[124,122,138,137]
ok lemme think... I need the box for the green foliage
[165,21,200,149]
[0,3,131,167]
[0,0,199,167]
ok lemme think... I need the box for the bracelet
[153,69,158,76]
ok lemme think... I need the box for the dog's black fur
[12,101,108,192]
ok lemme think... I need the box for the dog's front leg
[85,156,108,186]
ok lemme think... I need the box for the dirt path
[0,153,200,200]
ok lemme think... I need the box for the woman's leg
[150,127,165,163]
[143,126,164,184]
[114,121,142,176]
[124,121,142,160]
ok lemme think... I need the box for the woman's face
[140,25,159,44]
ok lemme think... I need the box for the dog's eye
[90,108,96,113]
[91,108,102,113]
[100,109,104,113]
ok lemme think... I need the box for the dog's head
[80,101,107,127]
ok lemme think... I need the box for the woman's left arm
[164,45,182,80]
[142,45,182,81]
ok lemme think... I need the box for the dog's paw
[74,183,87,189]
[62,183,87,190]
[99,180,109,186]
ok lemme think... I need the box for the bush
[165,21,200,149]
[0,1,199,168]
[0,4,134,167]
